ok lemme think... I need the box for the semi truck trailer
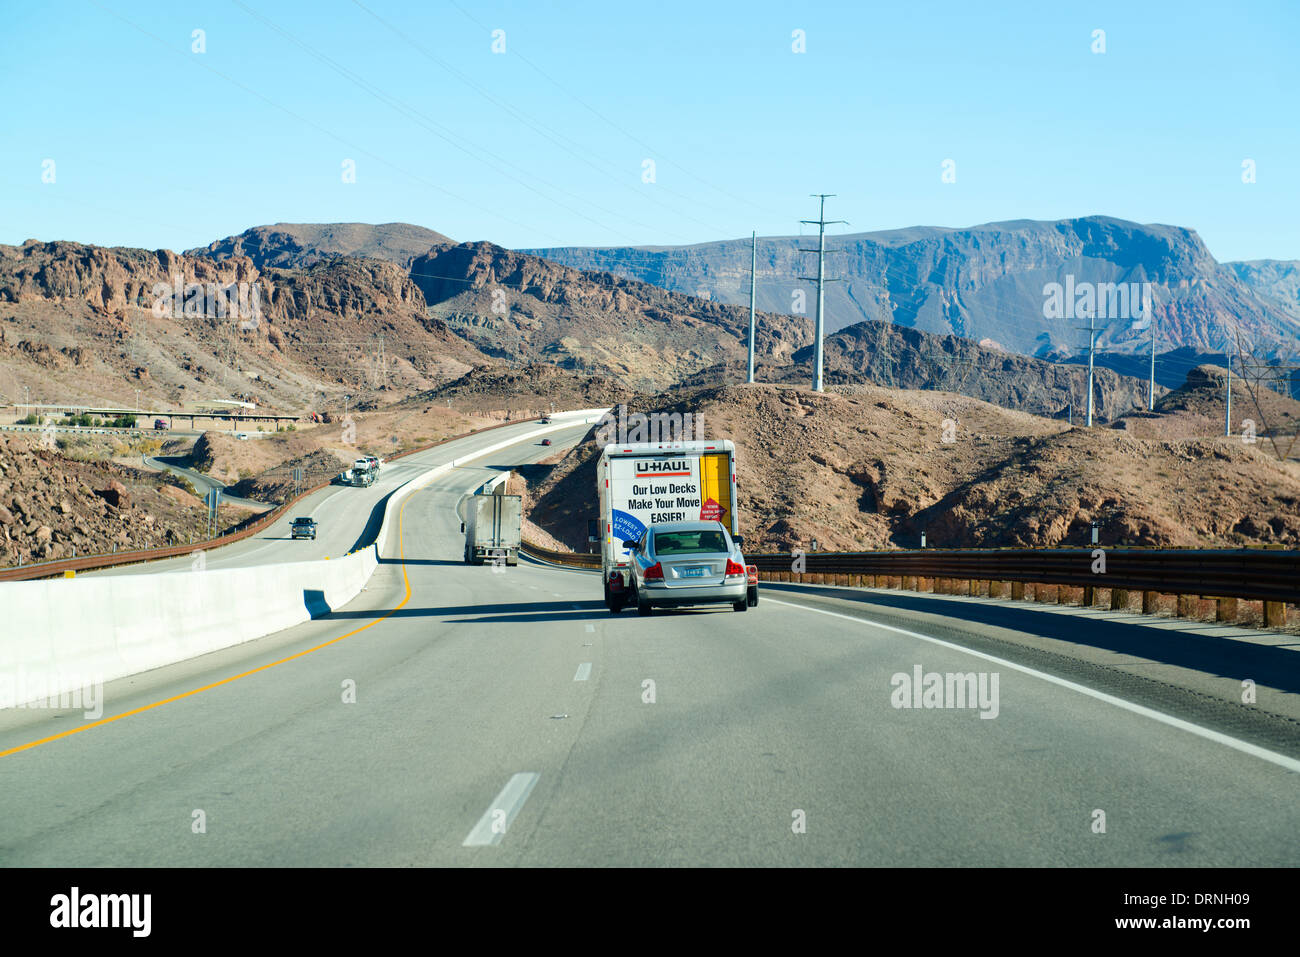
[459,491,522,566]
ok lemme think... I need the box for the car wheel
[733,600,748,612]
[635,586,652,617]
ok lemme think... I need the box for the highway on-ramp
[0,425,1296,866]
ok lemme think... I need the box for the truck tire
[733,599,748,612]
[747,585,758,607]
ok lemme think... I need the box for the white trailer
[459,492,522,566]
[596,440,739,610]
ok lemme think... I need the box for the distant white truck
[597,440,740,611]
[459,491,522,566]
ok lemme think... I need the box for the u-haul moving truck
[597,440,739,609]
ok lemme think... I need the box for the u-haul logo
[635,459,691,477]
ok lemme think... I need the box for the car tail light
[725,559,745,577]
[644,562,664,581]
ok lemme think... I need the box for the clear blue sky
[2,0,1296,261]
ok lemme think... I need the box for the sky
[1,0,1297,262]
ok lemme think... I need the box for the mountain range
[524,216,1300,361]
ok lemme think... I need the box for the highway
[0,424,1296,866]
[88,420,592,576]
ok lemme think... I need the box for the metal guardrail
[0,418,528,582]
[521,540,601,568]
[741,548,1300,604]
[520,541,1300,621]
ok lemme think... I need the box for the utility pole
[1078,307,1098,427]
[1147,308,1157,412]
[747,231,756,384]
[799,195,847,393]
[1225,349,1232,437]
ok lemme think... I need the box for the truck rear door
[699,452,733,531]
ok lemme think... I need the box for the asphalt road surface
[1,427,1296,866]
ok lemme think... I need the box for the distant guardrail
[520,541,1299,626]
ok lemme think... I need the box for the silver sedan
[622,520,750,615]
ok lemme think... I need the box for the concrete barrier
[1,412,606,710]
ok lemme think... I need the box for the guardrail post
[1082,584,1094,606]
[1142,590,1159,615]
[1111,588,1130,611]
[1264,601,1286,628]
[1176,594,1195,618]
[1216,597,1238,622]
[1010,581,1024,600]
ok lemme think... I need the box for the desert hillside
[524,383,1300,553]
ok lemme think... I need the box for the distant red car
[541,438,552,446]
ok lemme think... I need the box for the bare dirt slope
[0,433,214,567]
[525,383,1300,553]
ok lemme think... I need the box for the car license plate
[680,566,707,578]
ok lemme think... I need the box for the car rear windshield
[653,530,728,555]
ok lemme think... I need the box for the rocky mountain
[0,239,485,412]
[525,216,1300,361]
[188,222,454,270]
[409,241,811,390]
[1228,259,1300,323]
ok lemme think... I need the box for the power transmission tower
[747,231,756,384]
[798,194,847,392]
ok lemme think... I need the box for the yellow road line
[0,495,417,760]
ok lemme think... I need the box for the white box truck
[597,440,739,610]
[459,491,522,566]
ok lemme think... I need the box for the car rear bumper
[641,579,746,606]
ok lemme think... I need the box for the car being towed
[622,520,749,615]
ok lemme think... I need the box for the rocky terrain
[0,239,487,414]
[410,241,811,389]
[0,433,214,567]
[1228,259,1300,322]
[1114,363,1300,454]
[404,363,638,414]
[524,384,1300,554]
[683,319,1158,422]
[526,216,1300,361]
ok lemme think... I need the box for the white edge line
[462,772,540,847]
[765,597,1300,774]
